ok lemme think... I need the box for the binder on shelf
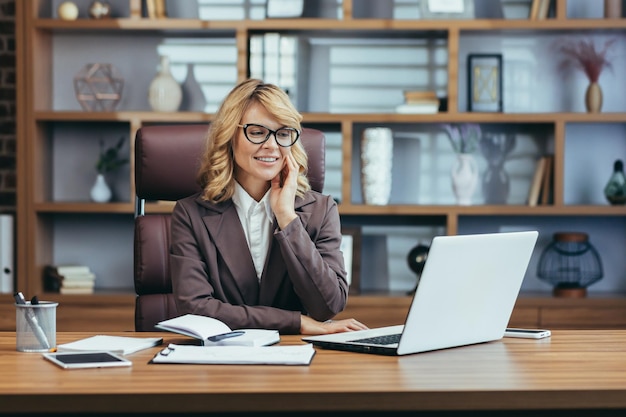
[0,214,13,294]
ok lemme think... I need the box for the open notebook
[303,231,538,356]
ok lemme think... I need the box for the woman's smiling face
[233,101,290,200]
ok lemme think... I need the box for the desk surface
[2,330,626,415]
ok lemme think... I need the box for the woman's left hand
[270,152,298,229]
[301,315,369,335]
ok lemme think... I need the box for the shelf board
[33,18,626,33]
[33,111,626,124]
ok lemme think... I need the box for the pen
[14,292,51,350]
[207,330,245,342]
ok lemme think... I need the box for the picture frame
[467,53,503,112]
[420,0,474,19]
[341,226,362,295]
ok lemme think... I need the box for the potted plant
[553,37,616,112]
[91,137,128,202]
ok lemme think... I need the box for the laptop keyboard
[349,333,401,346]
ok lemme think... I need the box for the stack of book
[396,90,440,114]
[44,265,96,294]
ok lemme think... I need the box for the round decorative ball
[58,1,79,21]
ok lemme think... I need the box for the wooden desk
[1,331,626,416]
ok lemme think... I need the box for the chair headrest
[135,124,326,202]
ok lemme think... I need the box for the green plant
[96,136,128,174]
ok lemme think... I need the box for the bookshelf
[11,0,626,330]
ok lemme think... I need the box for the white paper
[151,343,315,365]
[57,335,163,355]
[0,214,13,293]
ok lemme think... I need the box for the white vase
[451,153,478,206]
[148,55,182,112]
[180,63,207,112]
[90,174,112,203]
[361,127,393,205]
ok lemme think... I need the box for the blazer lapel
[199,199,259,303]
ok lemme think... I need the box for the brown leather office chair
[133,124,326,331]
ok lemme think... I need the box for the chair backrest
[133,124,326,331]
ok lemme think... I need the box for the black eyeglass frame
[238,123,301,147]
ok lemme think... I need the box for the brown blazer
[170,190,349,334]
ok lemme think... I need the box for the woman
[170,79,367,335]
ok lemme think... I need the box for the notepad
[56,335,163,355]
[150,343,315,365]
[155,314,280,347]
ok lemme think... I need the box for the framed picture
[467,53,503,112]
[341,226,362,295]
[420,0,474,19]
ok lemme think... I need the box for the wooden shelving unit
[14,0,626,331]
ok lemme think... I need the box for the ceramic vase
[361,127,393,205]
[148,55,182,112]
[451,153,478,206]
[180,63,208,112]
[585,82,602,113]
[90,174,112,203]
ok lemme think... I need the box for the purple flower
[441,123,482,154]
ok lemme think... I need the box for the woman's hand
[300,315,369,335]
[270,152,298,229]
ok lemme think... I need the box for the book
[150,343,315,365]
[46,264,92,275]
[403,90,438,103]
[59,280,96,289]
[57,335,163,355]
[527,156,547,206]
[395,103,439,114]
[59,287,95,295]
[155,314,280,347]
[0,214,13,294]
[540,155,554,205]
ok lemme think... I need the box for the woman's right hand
[300,315,369,335]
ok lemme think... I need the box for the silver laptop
[303,231,538,356]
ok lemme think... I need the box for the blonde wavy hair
[197,78,310,203]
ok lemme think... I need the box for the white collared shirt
[232,182,273,280]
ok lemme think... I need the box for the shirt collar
[232,182,273,220]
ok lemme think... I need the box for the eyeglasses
[238,124,300,147]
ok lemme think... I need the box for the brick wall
[0,0,15,210]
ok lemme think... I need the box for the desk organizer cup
[15,301,58,352]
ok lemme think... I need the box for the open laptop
[303,231,538,355]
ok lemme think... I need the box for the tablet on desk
[42,351,132,369]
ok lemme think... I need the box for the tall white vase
[90,174,112,203]
[451,153,478,206]
[148,55,182,112]
[361,127,393,205]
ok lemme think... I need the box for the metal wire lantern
[537,232,603,297]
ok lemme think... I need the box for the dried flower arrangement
[96,137,128,174]
[553,37,616,83]
[441,124,482,154]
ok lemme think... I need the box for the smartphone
[504,328,551,339]
[42,351,132,369]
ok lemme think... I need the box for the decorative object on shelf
[360,127,393,205]
[406,243,429,295]
[341,226,362,295]
[467,53,503,112]
[58,1,79,21]
[537,232,603,298]
[73,63,124,111]
[553,37,616,113]
[91,137,128,203]
[442,123,481,205]
[148,55,182,112]
[180,63,207,112]
[479,132,516,204]
[89,1,111,19]
[604,0,622,18]
[420,0,474,19]
[266,0,304,18]
[604,159,626,205]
